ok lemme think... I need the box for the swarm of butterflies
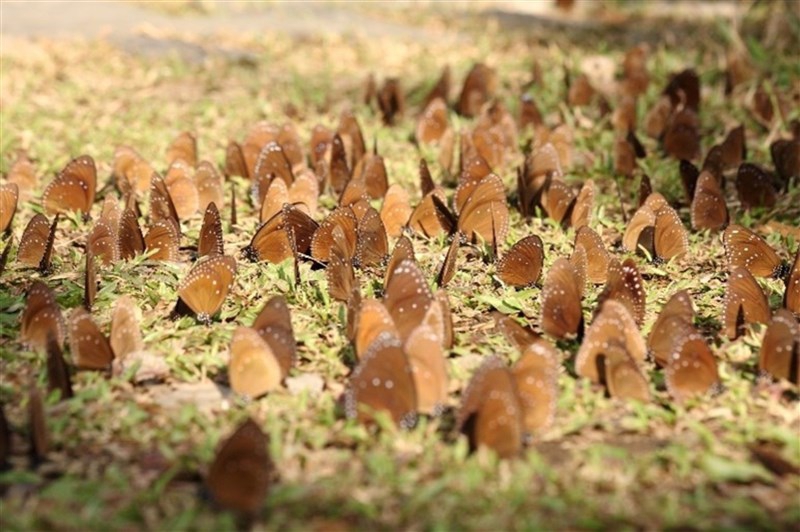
[1,46,799,517]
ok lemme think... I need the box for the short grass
[1,3,799,530]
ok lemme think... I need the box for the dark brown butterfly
[691,171,728,230]
[416,97,450,145]
[541,179,594,229]
[28,386,50,465]
[736,163,777,209]
[724,266,771,340]
[326,225,356,302]
[46,331,73,401]
[664,332,720,402]
[457,356,522,458]
[311,206,358,263]
[344,332,417,429]
[228,326,283,398]
[68,307,114,370]
[17,213,58,272]
[422,65,451,108]
[0,404,10,469]
[409,190,455,239]
[759,309,799,385]
[384,235,415,288]
[198,202,224,258]
[496,234,544,288]
[42,155,96,216]
[436,235,460,288]
[143,218,180,262]
[149,174,181,231]
[751,82,774,128]
[383,258,434,343]
[337,110,367,170]
[20,281,65,350]
[770,138,799,187]
[0,236,13,277]
[679,159,700,203]
[206,418,273,516]
[225,140,249,179]
[493,312,540,352]
[574,226,609,284]
[663,107,701,161]
[623,199,688,263]
[575,300,649,401]
[648,290,696,367]
[0,182,18,234]
[89,217,120,265]
[663,68,700,112]
[718,124,746,170]
[519,93,544,130]
[327,132,351,197]
[252,141,295,197]
[456,173,509,246]
[457,63,496,118]
[354,204,389,268]
[540,257,584,340]
[785,248,799,315]
[244,204,317,263]
[644,95,673,139]
[380,184,412,238]
[377,78,404,125]
[597,258,646,327]
[177,255,237,324]
[167,131,197,167]
[722,224,786,279]
[252,295,296,377]
[84,251,96,311]
[118,208,145,260]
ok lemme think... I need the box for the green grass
[1,3,800,530]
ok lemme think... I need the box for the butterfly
[597,258,646,327]
[664,332,720,402]
[251,296,296,373]
[28,386,50,465]
[541,179,594,229]
[770,138,799,187]
[785,248,799,314]
[403,318,449,415]
[422,65,451,108]
[252,141,295,203]
[724,266,771,340]
[163,160,200,220]
[311,206,358,263]
[648,290,696,367]
[691,170,728,230]
[384,235,415,288]
[118,207,144,260]
[574,226,610,284]
[46,331,73,401]
[68,308,114,370]
[228,327,284,398]
[735,163,777,210]
[457,63,496,118]
[377,77,405,125]
[508,335,560,434]
[751,82,774,128]
[144,218,180,261]
[575,300,649,401]
[350,142,389,200]
[113,146,154,195]
[42,155,96,216]
[337,110,367,170]
[623,196,688,262]
[20,281,65,350]
[759,309,799,385]
[352,203,389,268]
[493,312,540,352]
[352,298,398,359]
[166,131,197,167]
[84,251,96,311]
[416,97,450,145]
[177,255,237,324]
[344,332,417,429]
[110,295,145,360]
[457,356,522,458]
[383,258,435,343]
[206,418,273,516]
[621,44,649,97]
[0,236,12,276]
[225,140,249,179]
[195,161,225,211]
[540,256,585,340]
[6,149,37,200]
[456,173,509,246]
[89,215,121,265]
[244,204,317,264]
[17,213,58,272]
[519,93,544,130]
[149,174,181,231]
[198,202,224,258]
[0,182,18,234]
[662,106,701,161]
[326,225,356,302]
[663,68,700,112]
[380,184,412,238]
[436,235,460,288]
[496,234,544,288]
[722,224,787,279]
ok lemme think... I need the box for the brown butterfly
[785,248,799,315]
[46,331,73,401]
[112,146,154,195]
[20,281,65,350]
[206,418,273,516]
[28,386,50,464]
[89,215,121,265]
[42,155,96,216]
[575,300,649,401]
[353,299,398,359]
[252,141,295,200]
[574,226,610,284]
[722,224,787,279]
[648,290,696,367]
[353,203,389,268]
[663,68,700,112]
[84,251,96,311]
[724,266,771,340]
[384,235,415,288]
[770,138,799,187]
[383,258,435,343]
[344,332,417,429]
[6,149,37,200]
[252,295,296,377]
[759,309,799,385]
[0,236,13,277]
[496,234,544,288]
[664,332,720,402]
[621,44,649,97]
[541,179,594,229]
[540,257,585,340]
[110,295,144,360]
[691,170,728,230]
[623,198,688,262]
[224,140,249,179]
[457,63,496,118]
[377,78,405,125]
[228,327,284,398]
[166,131,197,167]
[0,182,18,234]
[177,255,237,324]
[380,184,412,238]
[663,107,701,161]
[17,213,58,272]
[493,312,540,352]
[144,218,180,262]
[519,93,544,130]
[643,95,673,139]
[351,143,389,200]
[326,225,356,302]
[149,174,181,231]
[416,97,450,145]
[164,160,200,220]
[436,235,460,288]
[337,110,367,170]
[198,202,224,258]
[456,173,509,246]
[244,204,317,264]
[195,160,225,211]
[118,207,145,260]
[597,258,646,327]
[751,82,774,128]
[457,356,522,458]
[736,163,777,210]
[409,189,455,239]
[311,207,358,263]
[68,308,114,371]
[404,320,449,415]
[422,65,451,108]
[513,338,560,434]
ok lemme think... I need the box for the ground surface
[1,1,799,530]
